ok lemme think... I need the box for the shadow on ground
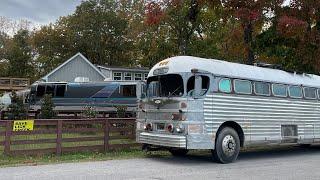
[144,145,320,164]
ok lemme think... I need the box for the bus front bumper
[137,132,187,148]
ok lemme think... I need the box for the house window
[144,73,148,80]
[124,72,132,81]
[135,73,142,81]
[113,72,122,81]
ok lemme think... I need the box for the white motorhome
[136,56,320,163]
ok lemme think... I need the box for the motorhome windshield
[147,74,184,97]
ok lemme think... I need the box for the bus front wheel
[212,127,240,164]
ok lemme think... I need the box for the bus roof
[149,56,320,88]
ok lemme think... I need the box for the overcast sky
[0,0,83,25]
[0,0,291,26]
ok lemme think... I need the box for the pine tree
[7,92,28,120]
[39,94,56,119]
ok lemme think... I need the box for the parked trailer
[28,81,144,114]
[136,56,320,163]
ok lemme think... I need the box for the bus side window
[272,84,287,97]
[289,86,302,98]
[304,87,316,99]
[120,85,136,97]
[219,78,232,93]
[234,79,252,94]
[187,75,210,97]
[254,81,270,96]
[56,85,66,97]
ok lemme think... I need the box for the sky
[0,0,291,26]
[0,0,83,25]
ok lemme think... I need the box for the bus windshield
[147,74,184,97]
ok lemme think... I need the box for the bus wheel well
[216,121,244,147]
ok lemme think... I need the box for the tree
[39,94,56,119]
[7,92,28,120]
[221,0,275,64]
[6,30,35,79]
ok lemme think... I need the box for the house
[41,53,106,82]
[40,53,149,83]
[97,65,149,81]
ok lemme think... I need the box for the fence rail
[0,118,139,156]
[0,77,30,91]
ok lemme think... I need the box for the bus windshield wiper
[167,85,182,98]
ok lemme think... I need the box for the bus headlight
[175,124,185,133]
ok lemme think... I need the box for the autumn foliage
[1,0,320,79]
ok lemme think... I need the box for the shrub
[7,92,28,120]
[39,94,56,119]
[115,105,127,118]
[83,104,97,118]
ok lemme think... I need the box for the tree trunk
[178,38,187,55]
[244,22,254,65]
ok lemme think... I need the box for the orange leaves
[277,15,308,38]
[145,1,165,26]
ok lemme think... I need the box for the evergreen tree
[7,92,28,120]
[39,94,56,119]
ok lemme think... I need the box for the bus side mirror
[194,75,202,99]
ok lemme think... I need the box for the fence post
[104,119,110,152]
[4,121,12,155]
[56,120,62,156]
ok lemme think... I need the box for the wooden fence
[0,118,139,156]
[0,77,30,91]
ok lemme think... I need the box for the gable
[43,53,106,82]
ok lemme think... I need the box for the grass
[0,148,150,168]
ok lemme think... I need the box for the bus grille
[138,132,186,148]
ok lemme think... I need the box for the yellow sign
[13,120,34,131]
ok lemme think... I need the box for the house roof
[42,53,106,81]
[96,65,149,72]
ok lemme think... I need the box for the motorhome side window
[289,86,302,98]
[187,75,210,96]
[56,85,66,97]
[304,87,316,99]
[234,80,252,94]
[219,78,231,93]
[120,85,136,97]
[36,85,45,97]
[254,82,270,96]
[46,85,55,96]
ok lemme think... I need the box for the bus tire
[169,148,189,156]
[212,127,240,164]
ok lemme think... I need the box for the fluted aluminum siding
[204,93,320,143]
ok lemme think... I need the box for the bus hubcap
[222,135,236,156]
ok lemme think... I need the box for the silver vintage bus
[136,56,320,163]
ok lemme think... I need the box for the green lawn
[0,148,173,168]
